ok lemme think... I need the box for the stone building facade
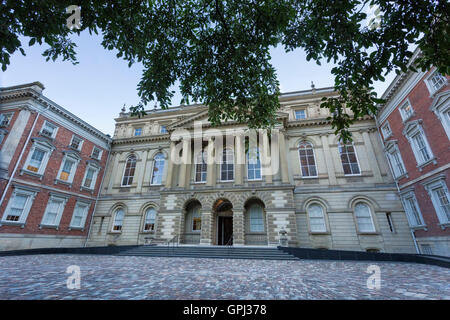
[377,49,450,256]
[0,82,111,250]
[88,87,416,253]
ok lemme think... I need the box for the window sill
[394,172,408,181]
[20,169,44,180]
[80,186,94,193]
[107,231,122,235]
[357,232,380,235]
[55,179,73,187]
[0,221,25,228]
[438,222,450,230]
[68,226,84,231]
[38,132,55,140]
[417,157,437,171]
[411,225,427,231]
[309,231,330,235]
[39,224,59,230]
[140,231,155,234]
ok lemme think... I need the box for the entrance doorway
[218,216,233,245]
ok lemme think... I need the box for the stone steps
[117,245,299,260]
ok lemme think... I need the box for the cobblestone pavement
[0,254,449,299]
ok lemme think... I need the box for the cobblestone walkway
[0,255,449,299]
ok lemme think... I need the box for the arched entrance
[181,199,202,244]
[213,199,233,245]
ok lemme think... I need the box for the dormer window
[381,122,392,139]
[426,71,446,94]
[40,121,58,139]
[69,135,83,151]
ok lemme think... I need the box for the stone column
[165,141,176,188]
[233,208,245,245]
[262,132,272,184]
[206,137,216,186]
[200,210,213,245]
[178,138,190,187]
[278,130,289,184]
[104,152,117,193]
[321,134,337,185]
[136,150,148,193]
[113,152,125,187]
[235,133,245,185]
[362,130,383,182]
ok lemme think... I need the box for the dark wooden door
[218,216,233,245]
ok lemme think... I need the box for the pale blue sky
[0,31,395,136]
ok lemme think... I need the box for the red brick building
[0,82,111,250]
[377,49,450,256]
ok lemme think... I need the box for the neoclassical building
[87,87,416,253]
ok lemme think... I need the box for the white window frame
[294,109,307,120]
[430,91,450,140]
[69,135,84,151]
[39,120,58,139]
[247,147,262,181]
[401,190,426,228]
[248,204,265,233]
[0,112,14,127]
[0,128,7,145]
[40,194,68,229]
[354,202,376,233]
[307,203,327,233]
[0,186,37,226]
[338,142,361,176]
[91,146,103,160]
[403,120,435,167]
[69,200,91,230]
[121,154,137,187]
[399,100,414,122]
[150,152,166,185]
[423,176,450,226]
[425,70,447,96]
[56,152,81,185]
[194,150,207,183]
[111,208,125,232]
[191,206,202,232]
[81,163,100,191]
[220,147,235,182]
[298,141,318,178]
[381,121,392,140]
[385,141,407,179]
[143,207,157,232]
[22,139,55,177]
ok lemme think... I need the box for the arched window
[143,208,156,231]
[354,202,375,232]
[249,204,264,232]
[247,147,262,180]
[307,203,326,232]
[194,151,207,183]
[122,155,137,186]
[112,208,124,231]
[151,153,165,185]
[220,148,234,181]
[338,143,360,175]
[298,141,317,177]
[191,206,202,231]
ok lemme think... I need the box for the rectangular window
[84,168,96,188]
[40,121,57,138]
[59,159,74,181]
[295,110,307,120]
[432,186,450,224]
[42,198,65,226]
[389,149,406,178]
[91,147,102,160]
[27,148,45,172]
[70,136,83,150]
[403,195,424,227]
[338,143,360,175]
[160,125,168,134]
[0,132,5,144]
[421,244,433,255]
[400,101,414,121]
[381,122,392,139]
[134,128,142,136]
[427,71,446,93]
[192,217,201,231]
[386,212,395,233]
[412,132,431,163]
[70,202,89,228]
[5,194,28,222]
[0,113,13,127]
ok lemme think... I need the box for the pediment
[430,90,450,112]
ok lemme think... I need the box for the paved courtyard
[0,254,449,299]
